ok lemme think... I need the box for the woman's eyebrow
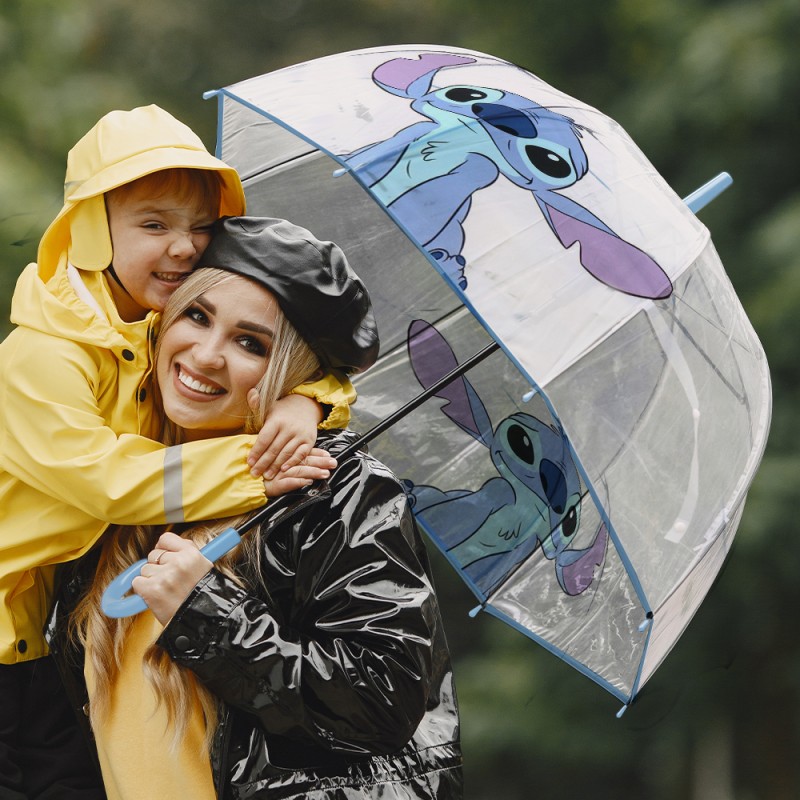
[196,295,215,314]
[237,321,274,336]
[195,294,272,336]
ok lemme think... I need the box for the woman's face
[156,275,277,440]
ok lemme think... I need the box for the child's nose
[168,231,198,259]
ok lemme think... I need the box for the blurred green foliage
[1,1,798,797]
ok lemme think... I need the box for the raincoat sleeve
[289,371,356,430]
[158,457,438,755]
[0,329,266,530]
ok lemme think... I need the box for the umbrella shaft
[339,340,501,459]
[238,339,501,537]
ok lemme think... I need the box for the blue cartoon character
[342,52,672,299]
[405,319,608,596]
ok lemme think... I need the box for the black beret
[196,217,379,374]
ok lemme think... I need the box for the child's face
[156,276,277,440]
[105,181,217,322]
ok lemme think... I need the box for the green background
[2,1,798,797]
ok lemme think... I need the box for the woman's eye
[184,307,208,325]
[238,336,268,356]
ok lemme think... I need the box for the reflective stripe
[163,446,185,524]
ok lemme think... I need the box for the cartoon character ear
[555,523,608,595]
[407,319,493,446]
[534,193,673,300]
[373,53,477,98]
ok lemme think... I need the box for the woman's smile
[174,364,226,397]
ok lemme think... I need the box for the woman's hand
[247,392,326,479]
[132,532,213,626]
[263,447,335,497]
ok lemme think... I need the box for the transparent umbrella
[106,45,771,712]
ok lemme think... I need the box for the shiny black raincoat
[47,430,463,799]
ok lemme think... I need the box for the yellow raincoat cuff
[290,372,356,430]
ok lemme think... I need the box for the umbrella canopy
[202,44,771,708]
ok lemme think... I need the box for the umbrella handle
[100,527,243,618]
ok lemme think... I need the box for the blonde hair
[71,267,321,751]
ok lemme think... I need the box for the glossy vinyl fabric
[48,429,462,799]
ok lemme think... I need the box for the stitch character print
[341,52,672,299]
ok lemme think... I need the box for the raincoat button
[82,703,90,717]
[174,635,191,652]
[17,639,27,653]
[122,349,135,361]
[138,388,147,402]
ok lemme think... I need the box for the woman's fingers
[133,539,213,625]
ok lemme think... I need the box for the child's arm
[247,393,323,481]
[247,372,356,478]
[0,332,327,547]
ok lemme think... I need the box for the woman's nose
[191,337,225,369]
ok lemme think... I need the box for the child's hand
[263,447,335,497]
[132,532,213,626]
[247,392,328,479]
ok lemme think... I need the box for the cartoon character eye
[518,137,577,188]
[526,145,572,179]
[562,504,579,540]
[507,424,535,465]
[435,86,505,105]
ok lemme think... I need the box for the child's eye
[142,221,167,231]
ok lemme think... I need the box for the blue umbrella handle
[100,527,242,618]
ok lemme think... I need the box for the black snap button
[138,388,147,402]
[17,639,27,653]
[174,635,191,652]
[122,349,135,361]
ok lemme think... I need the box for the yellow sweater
[85,612,215,800]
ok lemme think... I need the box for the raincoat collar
[11,258,154,361]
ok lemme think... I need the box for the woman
[47,217,463,800]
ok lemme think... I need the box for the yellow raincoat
[0,106,354,663]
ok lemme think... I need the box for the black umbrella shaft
[238,339,501,536]
[339,339,501,459]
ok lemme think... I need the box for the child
[0,107,352,797]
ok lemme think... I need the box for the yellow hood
[37,104,246,281]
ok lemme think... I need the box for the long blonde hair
[71,267,321,750]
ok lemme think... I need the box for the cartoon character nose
[472,103,537,138]
[540,458,567,514]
